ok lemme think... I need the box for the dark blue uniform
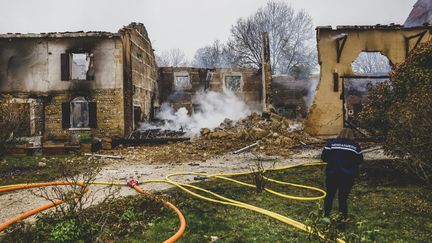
[321,138,363,217]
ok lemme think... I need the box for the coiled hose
[0,161,344,243]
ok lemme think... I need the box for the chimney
[261,32,272,112]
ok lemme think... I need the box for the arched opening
[351,52,392,75]
[344,52,392,129]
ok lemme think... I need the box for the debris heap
[109,113,321,164]
[199,112,319,157]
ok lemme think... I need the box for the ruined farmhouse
[6,22,430,141]
[0,23,158,141]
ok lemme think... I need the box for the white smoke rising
[141,90,252,135]
[306,76,318,108]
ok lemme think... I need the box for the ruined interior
[271,75,311,119]
[0,23,158,142]
[305,25,432,137]
[158,67,263,113]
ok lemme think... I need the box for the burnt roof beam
[336,34,348,63]
[404,30,427,57]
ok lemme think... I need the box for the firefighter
[321,128,363,219]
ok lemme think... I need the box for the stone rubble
[103,112,321,164]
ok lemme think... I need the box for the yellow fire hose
[0,161,344,243]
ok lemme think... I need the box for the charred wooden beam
[112,137,190,147]
[336,34,348,63]
[405,30,427,57]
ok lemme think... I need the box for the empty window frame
[61,52,95,81]
[174,72,191,90]
[71,97,89,128]
[224,74,242,92]
[62,97,97,129]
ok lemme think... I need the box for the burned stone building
[306,24,432,137]
[0,23,158,141]
[158,67,262,112]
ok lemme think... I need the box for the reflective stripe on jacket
[321,138,363,176]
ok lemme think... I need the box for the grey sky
[0,0,416,59]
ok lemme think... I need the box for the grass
[131,160,432,242]
[0,155,87,185]
[1,159,431,242]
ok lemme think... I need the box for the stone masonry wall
[158,67,262,113]
[44,88,124,139]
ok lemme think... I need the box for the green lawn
[2,159,431,242]
[132,160,432,242]
[0,155,68,185]
[0,155,97,185]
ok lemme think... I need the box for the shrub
[79,132,96,144]
[306,203,379,243]
[0,95,30,158]
[360,41,432,182]
[49,219,81,242]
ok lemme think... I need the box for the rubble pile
[106,140,239,164]
[199,112,319,157]
[107,112,320,164]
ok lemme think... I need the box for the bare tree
[351,52,392,74]
[192,40,241,68]
[226,1,316,75]
[193,40,224,68]
[156,48,190,67]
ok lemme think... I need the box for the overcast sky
[0,0,416,60]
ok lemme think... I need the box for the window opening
[70,53,94,80]
[70,97,89,128]
[224,74,242,92]
[174,72,191,90]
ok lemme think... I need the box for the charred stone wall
[209,68,262,110]
[120,23,158,133]
[0,23,158,140]
[261,32,272,112]
[157,67,262,113]
[158,67,208,112]
[0,36,123,93]
[0,33,125,139]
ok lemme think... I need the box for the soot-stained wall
[0,23,158,140]
[0,35,125,139]
[306,25,432,137]
[158,67,262,113]
[120,23,158,134]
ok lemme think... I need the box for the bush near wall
[0,95,30,158]
[360,42,432,182]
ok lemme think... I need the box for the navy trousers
[323,173,354,218]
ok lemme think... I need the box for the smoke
[140,90,252,135]
[306,75,318,108]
